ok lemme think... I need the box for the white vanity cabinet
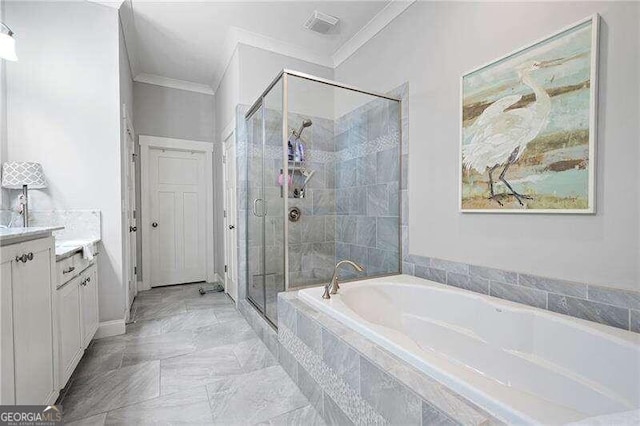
[80,264,99,347]
[0,236,58,405]
[57,274,83,386]
[56,253,99,388]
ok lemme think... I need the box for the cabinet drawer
[57,252,98,287]
[57,256,77,285]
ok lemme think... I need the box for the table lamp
[1,162,47,227]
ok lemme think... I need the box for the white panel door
[125,121,137,316]
[223,133,237,301]
[149,148,207,286]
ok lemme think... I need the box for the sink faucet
[322,260,365,299]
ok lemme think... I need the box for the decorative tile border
[402,254,640,332]
[277,293,500,426]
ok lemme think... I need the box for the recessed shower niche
[244,70,402,325]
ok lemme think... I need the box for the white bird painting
[460,16,597,212]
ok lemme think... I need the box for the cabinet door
[57,277,83,387]
[12,243,55,404]
[0,260,15,404]
[80,264,99,347]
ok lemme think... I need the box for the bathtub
[298,274,640,425]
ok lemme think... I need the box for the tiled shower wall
[287,112,337,289]
[239,96,404,298]
[334,98,401,278]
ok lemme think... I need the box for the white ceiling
[119,0,411,93]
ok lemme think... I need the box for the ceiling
[119,0,406,93]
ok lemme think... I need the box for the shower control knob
[152,222,158,228]
[288,207,301,222]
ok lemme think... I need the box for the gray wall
[5,1,126,321]
[132,82,216,281]
[133,82,215,142]
[336,1,640,291]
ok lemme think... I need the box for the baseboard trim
[94,319,126,339]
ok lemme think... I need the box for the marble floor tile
[62,361,160,421]
[258,404,325,426]
[65,413,107,426]
[206,365,309,424]
[135,300,187,321]
[213,305,243,323]
[73,345,124,379]
[185,293,233,311]
[121,330,196,367]
[124,318,166,339]
[232,338,278,373]
[160,309,219,333]
[104,387,213,425]
[61,284,318,426]
[160,345,244,394]
[193,318,256,351]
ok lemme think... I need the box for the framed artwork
[460,15,599,213]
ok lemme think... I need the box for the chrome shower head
[296,119,313,137]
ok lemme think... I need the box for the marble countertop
[0,226,65,246]
[55,238,101,261]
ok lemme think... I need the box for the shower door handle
[252,198,267,217]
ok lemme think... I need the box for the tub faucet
[322,260,365,299]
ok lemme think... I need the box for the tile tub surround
[402,254,640,332]
[277,292,500,426]
[58,283,322,424]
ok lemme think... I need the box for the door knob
[152,222,158,228]
[228,225,235,230]
[130,226,137,232]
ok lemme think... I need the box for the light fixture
[0,22,17,61]
[2,162,47,227]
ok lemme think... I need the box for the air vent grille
[303,10,339,34]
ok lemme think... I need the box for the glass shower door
[246,103,266,313]
[245,78,285,325]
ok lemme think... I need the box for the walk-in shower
[242,70,402,326]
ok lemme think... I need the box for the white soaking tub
[298,275,640,425]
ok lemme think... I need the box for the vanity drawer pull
[15,253,31,263]
[63,266,76,274]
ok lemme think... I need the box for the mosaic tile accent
[279,325,387,426]
[278,293,499,426]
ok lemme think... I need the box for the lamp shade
[1,162,47,189]
[0,32,17,62]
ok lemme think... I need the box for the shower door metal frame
[245,99,268,321]
[245,69,404,315]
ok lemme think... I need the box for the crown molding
[332,0,416,67]
[211,26,334,93]
[134,73,215,95]
[123,1,413,96]
[86,0,125,10]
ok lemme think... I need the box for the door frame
[123,107,137,321]
[221,119,237,302]
[139,135,215,291]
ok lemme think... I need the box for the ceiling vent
[303,10,339,34]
